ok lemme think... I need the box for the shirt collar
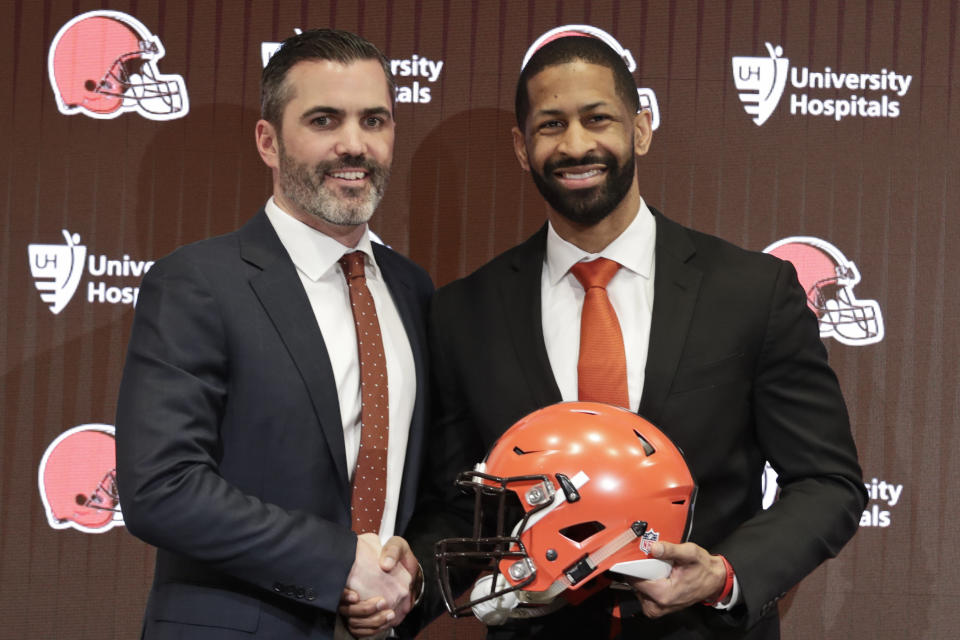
[544,197,656,286]
[264,196,379,282]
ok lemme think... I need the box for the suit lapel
[640,210,702,427]
[373,244,427,530]
[238,212,351,499]
[499,227,563,407]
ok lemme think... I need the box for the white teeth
[330,171,366,180]
[561,169,602,180]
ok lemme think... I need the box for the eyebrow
[300,106,393,120]
[532,101,610,119]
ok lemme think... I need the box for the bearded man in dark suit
[399,35,865,640]
[116,29,431,639]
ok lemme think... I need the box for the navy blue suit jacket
[116,211,432,639]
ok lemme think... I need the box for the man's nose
[334,121,366,157]
[557,122,596,158]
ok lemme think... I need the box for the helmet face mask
[435,403,697,619]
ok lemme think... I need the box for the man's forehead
[526,61,619,108]
[284,58,392,110]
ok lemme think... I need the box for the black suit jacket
[116,211,433,639]
[407,208,865,639]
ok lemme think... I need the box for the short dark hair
[515,35,640,130]
[260,28,396,129]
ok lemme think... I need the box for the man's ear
[633,109,653,156]
[256,119,280,170]
[512,126,531,172]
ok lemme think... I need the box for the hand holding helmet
[434,402,697,623]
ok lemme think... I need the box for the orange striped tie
[570,258,629,409]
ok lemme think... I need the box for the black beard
[529,150,635,226]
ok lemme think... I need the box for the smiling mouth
[557,168,605,180]
[328,170,368,181]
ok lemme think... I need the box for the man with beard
[116,29,432,640]
[393,35,865,639]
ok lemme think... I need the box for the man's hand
[340,535,419,637]
[628,541,727,618]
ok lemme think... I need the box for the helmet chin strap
[520,520,671,608]
[474,468,673,624]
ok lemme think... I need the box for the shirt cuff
[712,574,741,610]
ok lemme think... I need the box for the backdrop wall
[1,1,957,638]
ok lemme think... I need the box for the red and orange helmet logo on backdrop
[765,236,884,346]
[38,424,124,534]
[521,24,661,131]
[48,10,189,120]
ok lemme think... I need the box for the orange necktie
[340,251,389,534]
[570,258,629,409]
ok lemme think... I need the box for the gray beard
[277,147,390,227]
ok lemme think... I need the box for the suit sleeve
[712,259,867,628]
[115,253,356,613]
[401,286,487,629]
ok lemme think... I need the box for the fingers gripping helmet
[38,424,124,533]
[764,236,884,346]
[48,10,189,120]
[435,402,696,619]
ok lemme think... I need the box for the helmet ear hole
[559,521,606,543]
[633,429,656,455]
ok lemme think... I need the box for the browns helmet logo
[38,424,124,533]
[765,236,884,346]
[48,10,189,120]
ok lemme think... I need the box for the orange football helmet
[435,402,696,620]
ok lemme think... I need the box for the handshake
[339,533,422,637]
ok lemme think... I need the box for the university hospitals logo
[48,10,189,120]
[29,230,87,314]
[733,42,912,126]
[38,424,124,534]
[763,463,904,529]
[28,230,153,314]
[522,25,661,130]
[732,43,789,126]
[262,30,444,104]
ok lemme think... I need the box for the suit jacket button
[272,582,282,593]
[305,588,316,601]
[296,588,305,599]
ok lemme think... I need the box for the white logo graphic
[732,43,789,126]
[761,461,779,509]
[763,466,901,528]
[28,230,153,314]
[38,424,124,534]
[765,236,884,346]
[521,24,661,130]
[861,477,903,528]
[733,42,911,126]
[48,10,189,120]
[262,30,444,105]
[29,230,87,314]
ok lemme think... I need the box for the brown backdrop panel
[0,1,957,639]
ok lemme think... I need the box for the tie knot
[339,251,366,280]
[571,258,620,290]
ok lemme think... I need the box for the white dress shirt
[264,197,415,544]
[541,199,656,412]
[541,200,742,608]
